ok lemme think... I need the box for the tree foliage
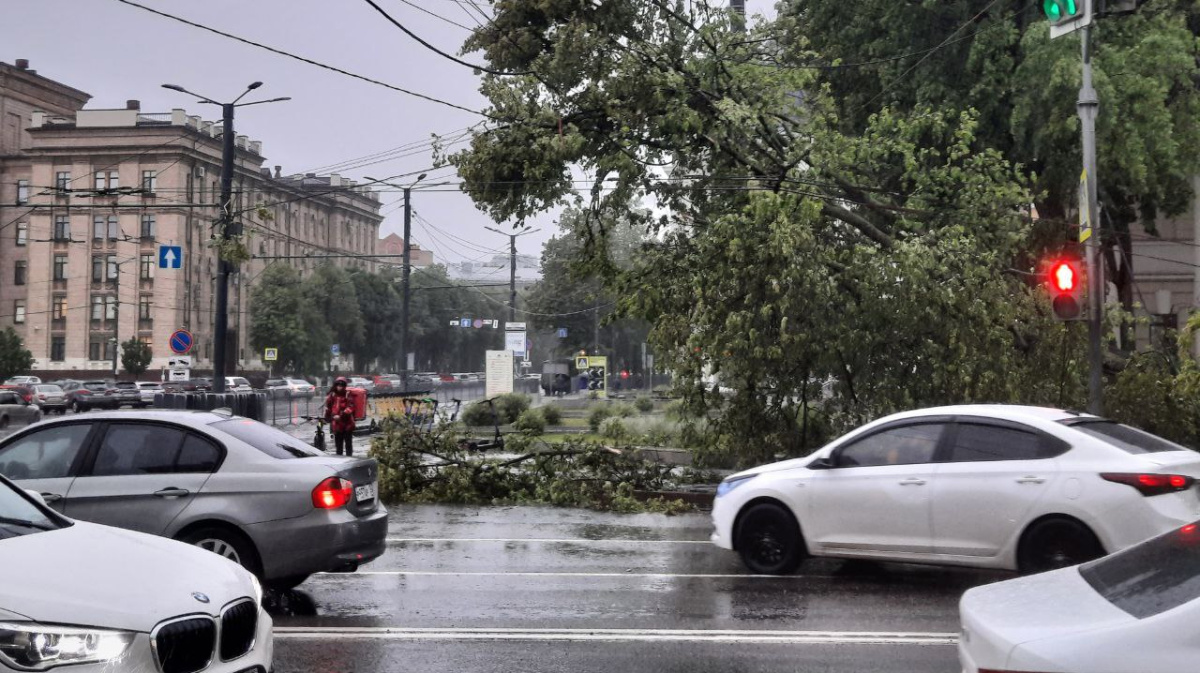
[120,339,153,376]
[249,264,330,374]
[0,329,33,382]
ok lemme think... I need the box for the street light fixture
[162,81,288,393]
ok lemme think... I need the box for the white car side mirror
[24,489,47,506]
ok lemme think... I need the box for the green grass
[553,417,589,428]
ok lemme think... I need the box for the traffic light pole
[1079,24,1104,415]
[400,186,412,391]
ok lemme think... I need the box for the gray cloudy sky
[6,0,559,264]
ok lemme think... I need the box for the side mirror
[24,490,46,506]
[809,456,836,470]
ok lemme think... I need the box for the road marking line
[386,537,711,545]
[273,627,958,645]
[316,571,802,579]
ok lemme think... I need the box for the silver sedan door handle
[153,487,190,498]
[1016,476,1046,484]
[898,478,927,486]
[39,493,63,503]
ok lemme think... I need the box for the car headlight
[0,622,135,671]
[250,575,264,605]
[716,475,756,497]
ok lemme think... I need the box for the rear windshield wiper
[0,516,55,531]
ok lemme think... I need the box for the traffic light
[1044,0,1091,38]
[1047,260,1083,320]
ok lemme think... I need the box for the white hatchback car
[711,405,1200,574]
[0,474,273,673]
[960,520,1200,673]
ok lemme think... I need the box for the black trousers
[333,430,354,456]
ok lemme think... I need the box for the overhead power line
[360,0,533,76]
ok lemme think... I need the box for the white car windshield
[0,480,60,539]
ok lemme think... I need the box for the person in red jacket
[324,377,356,456]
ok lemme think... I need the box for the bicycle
[300,415,327,451]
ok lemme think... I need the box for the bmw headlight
[0,622,135,670]
[251,575,264,606]
[716,475,756,497]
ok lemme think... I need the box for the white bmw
[0,474,273,673]
[711,405,1200,574]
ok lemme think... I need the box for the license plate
[355,482,376,503]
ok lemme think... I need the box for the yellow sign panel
[263,348,278,362]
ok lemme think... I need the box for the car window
[0,479,59,538]
[115,382,137,389]
[1080,522,1200,619]
[1064,420,1189,454]
[83,382,107,392]
[836,423,946,467]
[209,419,322,459]
[0,392,18,405]
[0,424,93,480]
[91,424,187,476]
[176,434,221,473]
[948,423,1045,462]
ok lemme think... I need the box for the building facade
[0,60,383,375]
[378,233,433,268]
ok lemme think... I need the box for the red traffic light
[1046,259,1082,320]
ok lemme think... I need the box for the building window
[15,222,26,246]
[106,255,118,280]
[50,337,65,362]
[94,170,119,191]
[55,172,70,191]
[105,340,116,361]
[91,295,104,321]
[53,215,70,241]
[13,300,25,324]
[53,255,67,281]
[14,261,26,286]
[141,170,157,194]
[107,215,118,240]
[139,254,155,280]
[89,340,101,361]
[93,216,105,240]
[52,295,66,321]
[105,296,117,320]
[16,180,28,205]
[140,214,155,240]
[91,257,103,283]
[139,295,152,321]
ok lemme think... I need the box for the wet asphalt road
[266,504,1012,673]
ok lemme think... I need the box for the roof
[37,409,232,426]
[888,404,1097,424]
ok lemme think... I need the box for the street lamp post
[161,82,289,393]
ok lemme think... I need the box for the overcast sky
[6,0,564,264]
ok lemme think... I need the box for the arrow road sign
[159,245,182,269]
[169,329,193,355]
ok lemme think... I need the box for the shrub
[460,401,499,427]
[587,404,613,432]
[614,403,637,418]
[587,390,600,400]
[634,396,654,413]
[540,405,563,426]
[514,409,547,436]
[493,393,531,424]
[599,416,628,441]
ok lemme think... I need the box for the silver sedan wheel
[195,538,242,565]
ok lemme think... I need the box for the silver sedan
[0,409,387,590]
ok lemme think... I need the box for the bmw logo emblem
[192,592,210,604]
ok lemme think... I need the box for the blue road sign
[159,245,182,269]
[331,344,340,356]
[557,328,568,338]
[169,329,193,354]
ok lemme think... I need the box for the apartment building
[0,60,383,374]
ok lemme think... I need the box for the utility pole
[1079,25,1104,415]
[111,260,120,379]
[162,82,289,393]
[366,174,425,391]
[485,226,540,325]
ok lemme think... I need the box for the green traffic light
[1043,0,1079,21]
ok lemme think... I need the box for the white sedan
[711,404,1200,574]
[0,474,273,672]
[960,520,1200,672]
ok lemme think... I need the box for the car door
[0,422,97,512]
[930,419,1065,558]
[805,420,950,556]
[64,422,218,535]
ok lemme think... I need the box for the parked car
[31,384,67,414]
[60,380,121,412]
[111,381,145,407]
[959,520,1200,673]
[347,376,374,392]
[0,410,388,590]
[0,389,41,429]
[3,376,41,385]
[263,379,289,397]
[161,379,213,393]
[0,472,274,673]
[225,376,253,392]
[135,381,163,406]
[0,385,34,405]
[711,404,1200,575]
[283,378,315,398]
[372,375,394,390]
[438,373,456,383]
